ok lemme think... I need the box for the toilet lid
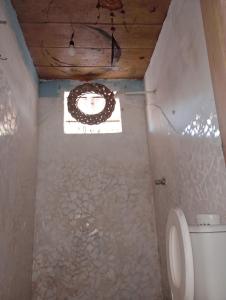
[166,208,194,300]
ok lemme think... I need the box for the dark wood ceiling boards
[12,0,171,80]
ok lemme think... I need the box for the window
[64,91,122,134]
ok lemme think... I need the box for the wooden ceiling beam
[30,48,153,67]
[21,23,161,49]
[11,0,171,79]
[36,65,147,80]
[12,0,170,25]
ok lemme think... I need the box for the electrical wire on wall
[146,102,180,134]
[116,89,180,135]
[117,89,221,141]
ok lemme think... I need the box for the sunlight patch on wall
[0,95,17,137]
[64,91,122,134]
[182,113,220,138]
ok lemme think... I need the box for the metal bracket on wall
[0,54,7,61]
[154,177,166,186]
[0,20,8,60]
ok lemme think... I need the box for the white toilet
[166,208,226,300]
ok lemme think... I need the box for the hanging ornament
[111,30,121,65]
[110,13,121,65]
[68,32,76,56]
[96,0,125,66]
[98,0,123,11]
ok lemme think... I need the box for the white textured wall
[0,2,38,299]
[145,0,226,298]
[33,93,162,300]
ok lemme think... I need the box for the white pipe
[116,90,156,96]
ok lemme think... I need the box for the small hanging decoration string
[95,0,124,66]
[110,11,115,33]
[121,8,128,32]
[110,11,115,66]
[96,0,101,24]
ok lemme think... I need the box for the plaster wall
[33,92,162,300]
[145,0,226,298]
[0,2,38,299]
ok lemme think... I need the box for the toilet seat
[166,208,194,300]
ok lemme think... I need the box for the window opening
[64,91,122,134]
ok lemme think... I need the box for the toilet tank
[190,225,226,300]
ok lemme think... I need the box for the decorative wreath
[67,83,116,125]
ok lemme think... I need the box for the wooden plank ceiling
[12,0,171,80]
